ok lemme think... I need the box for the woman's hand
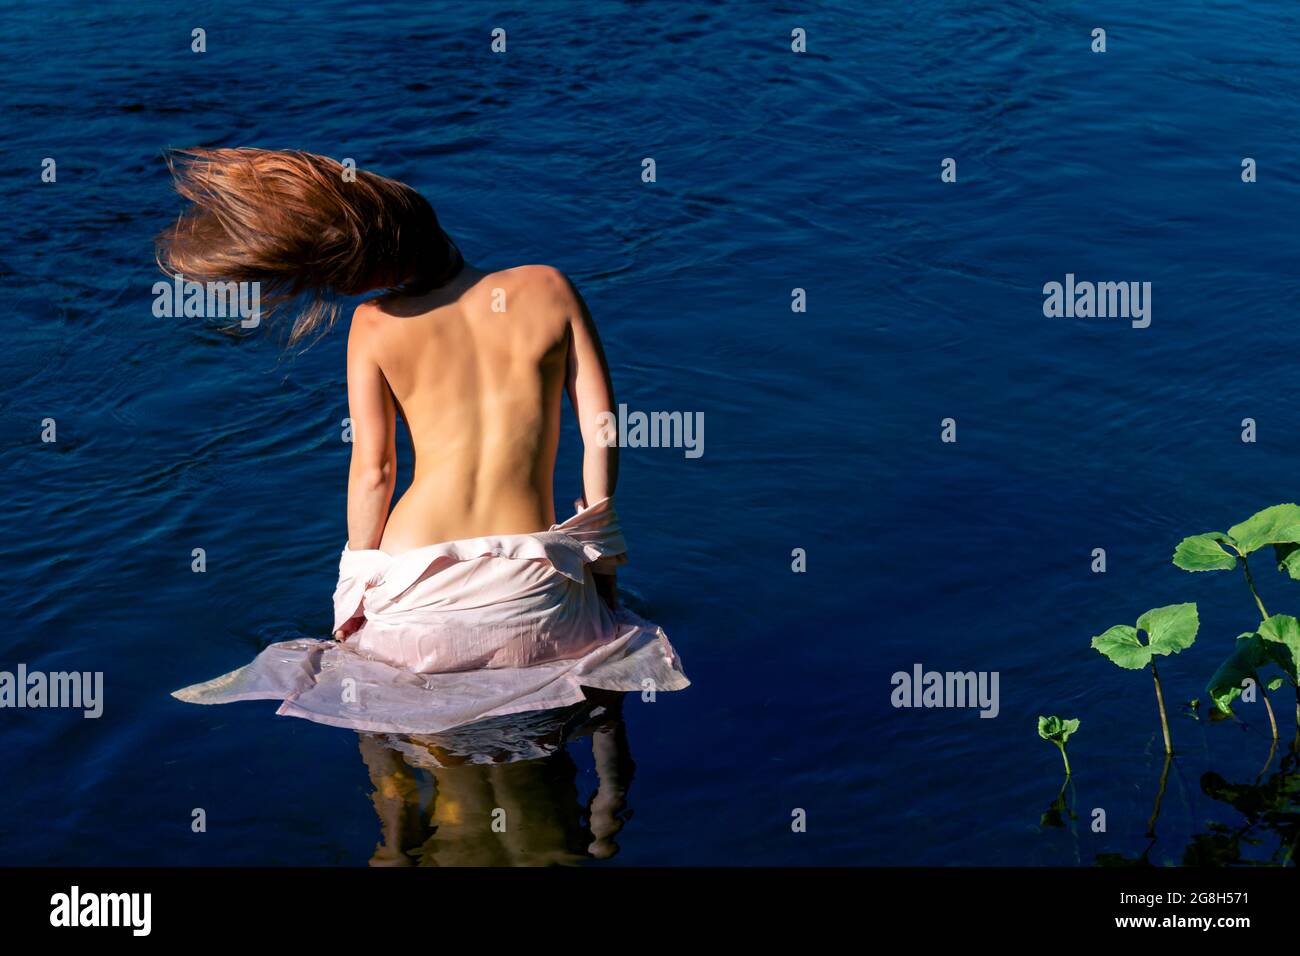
[334,616,363,642]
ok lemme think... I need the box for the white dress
[172,497,690,735]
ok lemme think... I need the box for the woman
[162,148,688,735]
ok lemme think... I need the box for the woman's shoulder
[476,264,583,316]
[356,265,580,332]
[490,263,572,292]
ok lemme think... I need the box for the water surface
[2,0,1299,865]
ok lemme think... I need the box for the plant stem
[1058,744,1071,777]
[1261,683,1278,740]
[1241,555,1270,621]
[1150,659,1173,755]
[1145,753,1173,838]
[1257,736,1277,781]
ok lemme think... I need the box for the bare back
[343,264,616,556]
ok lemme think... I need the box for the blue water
[3,0,1299,865]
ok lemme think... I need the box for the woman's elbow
[350,459,394,492]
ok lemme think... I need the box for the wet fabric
[172,497,689,734]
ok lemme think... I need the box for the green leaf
[1210,686,1244,714]
[1037,715,1079,745]
[1259,614,1300,682]
[1092,605,1198,671]
[1205,633,1270,715]
[1274,542,1300,580]
[1268,677,1284,691]
[1173,533,1238,572]
[1227,503,1300,556]
[1091,624,1151,669]
[1137,603,1199,657]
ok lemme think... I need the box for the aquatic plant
[1037,715,1079,776]
[1204,632,1284,736]
[1173,504,1300,731]
[1172,503,1300,617]
[1091,603,1199,754]
[1061,506,1300,853]
[1256,615,1300,733]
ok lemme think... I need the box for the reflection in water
[358,691,635,866]
[1094,751,1300,867]
[1039,774,1073,829]
[1039,775,1082,865]
[1185,754,1300,866]
[1146,753,1173,840]
[1092,754,1172,867]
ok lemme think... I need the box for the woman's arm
[345,305,397,551]
[563,278,620,609]
[563,279,618,506]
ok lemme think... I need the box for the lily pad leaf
[1091,625,1151,669]
[1205,633,1270,715]
[1226,503,1300,556]
[1275,542,1300,580]
[1173,532,1238,572]
[1037,715,1080,745]
[1137,603,1199,657]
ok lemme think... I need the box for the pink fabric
[172,497,689,735]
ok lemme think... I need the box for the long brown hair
[155,148,462,343]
